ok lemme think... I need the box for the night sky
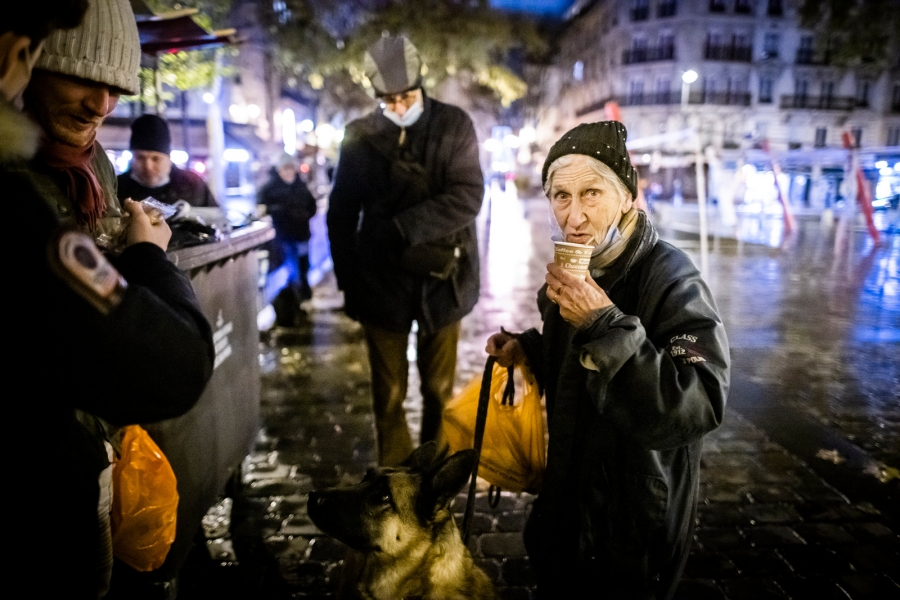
[489,0,574,17]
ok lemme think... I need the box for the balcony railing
[709,1,726,13]
[704,44,753,61]
[588,91,750,109]
[780,95,856,111]
[889,101,900,113]
[622,45,676,64]
[796,48,832,65]
[690,91,752,106]
[735,2,752,14]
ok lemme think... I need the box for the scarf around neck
[38,134,106,231]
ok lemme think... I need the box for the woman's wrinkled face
[548,155,632,247]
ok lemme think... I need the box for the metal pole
[695,141,709,278]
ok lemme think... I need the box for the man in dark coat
[259,153,318,326]
[3,4,213,596]
[117,114,218,207]
[487,122,729,599]
[327,35,484,466]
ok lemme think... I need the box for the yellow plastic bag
[111,425,179,572]
[441,361,546,493]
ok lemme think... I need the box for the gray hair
[542,154,633,205]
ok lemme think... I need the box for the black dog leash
[460,356,516,545]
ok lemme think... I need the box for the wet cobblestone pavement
[179,194,899,600]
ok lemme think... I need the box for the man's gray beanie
[35,0,141,95]
[542,121,638,198]
[363,35,423,96]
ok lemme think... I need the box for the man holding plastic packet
[3,1,213,597]
[486,121,730,599]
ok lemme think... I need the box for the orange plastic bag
[441,362,546,493]
[111,425,179,572]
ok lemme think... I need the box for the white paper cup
[553,241,593,280]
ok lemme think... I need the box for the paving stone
[844,522,900,548]
[741,525,806,547]
[776,545,853,576]
[682,551,739,579]
[694,527,746,551]
[306,536,349,562]
[728,548,793,576]
[841,544,900,576]
[697,504,753,527]
[743,484,803,503]
[673,578,727,600]
[702,483,749,504]
[718,577,789,599]
[498,587,534,600]
[839,573,900,599]
[741,503,803,525]
[496,511,528,532]
[795,500,854,523]
[794,523,859,546]
[480,533,528,558]
[774,576,854,600]
[474,558,502,583]
[501,557,537,586]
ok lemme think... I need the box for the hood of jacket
[0,99,40,162]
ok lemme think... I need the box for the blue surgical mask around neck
[383,98,424,128]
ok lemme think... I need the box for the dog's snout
[316,496,326,505]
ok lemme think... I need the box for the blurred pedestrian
[3,2,213,596]
[486,122,730,599]
[327,35,484,466]
[117,114,218,207]
[259,153,317,326]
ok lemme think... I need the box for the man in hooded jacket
[327,35,484,466]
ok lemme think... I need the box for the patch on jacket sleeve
[666,334,707,365]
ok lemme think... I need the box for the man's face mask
[380,89,424,127]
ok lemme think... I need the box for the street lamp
[681,69,698,106]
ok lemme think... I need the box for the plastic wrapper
[441,362,547,493]
[111,425,179,572]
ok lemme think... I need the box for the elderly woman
[486,122,729,599]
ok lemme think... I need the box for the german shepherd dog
[307,442,498,600]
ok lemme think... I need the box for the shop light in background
[229,104,249,123]
[202,92,215,104]
[113,149,132,173]
[192,160,207,174]
[504,134,520,148]
[299,163,310,174]
[642,153,652,164]
[519,125,536,144]
[298,119,315,133]
[246,104,261,119]
[282,108,297,155]
[170,150,189,166]
[224,148,250,163]
[315,123,335,147]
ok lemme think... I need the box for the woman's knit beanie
[35,0,141,95]
[542,121,638,198]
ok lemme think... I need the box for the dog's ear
[418,449,476,518]
[402,441,438,472]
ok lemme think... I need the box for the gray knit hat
[542,121,637,198]
[363,35,424,96]
[36,0,141,95]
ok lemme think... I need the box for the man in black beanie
[117,114,218,207]
[486,121,730,599]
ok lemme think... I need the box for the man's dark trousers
[362,320,461,466]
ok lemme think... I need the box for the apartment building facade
[542,0,900,210]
